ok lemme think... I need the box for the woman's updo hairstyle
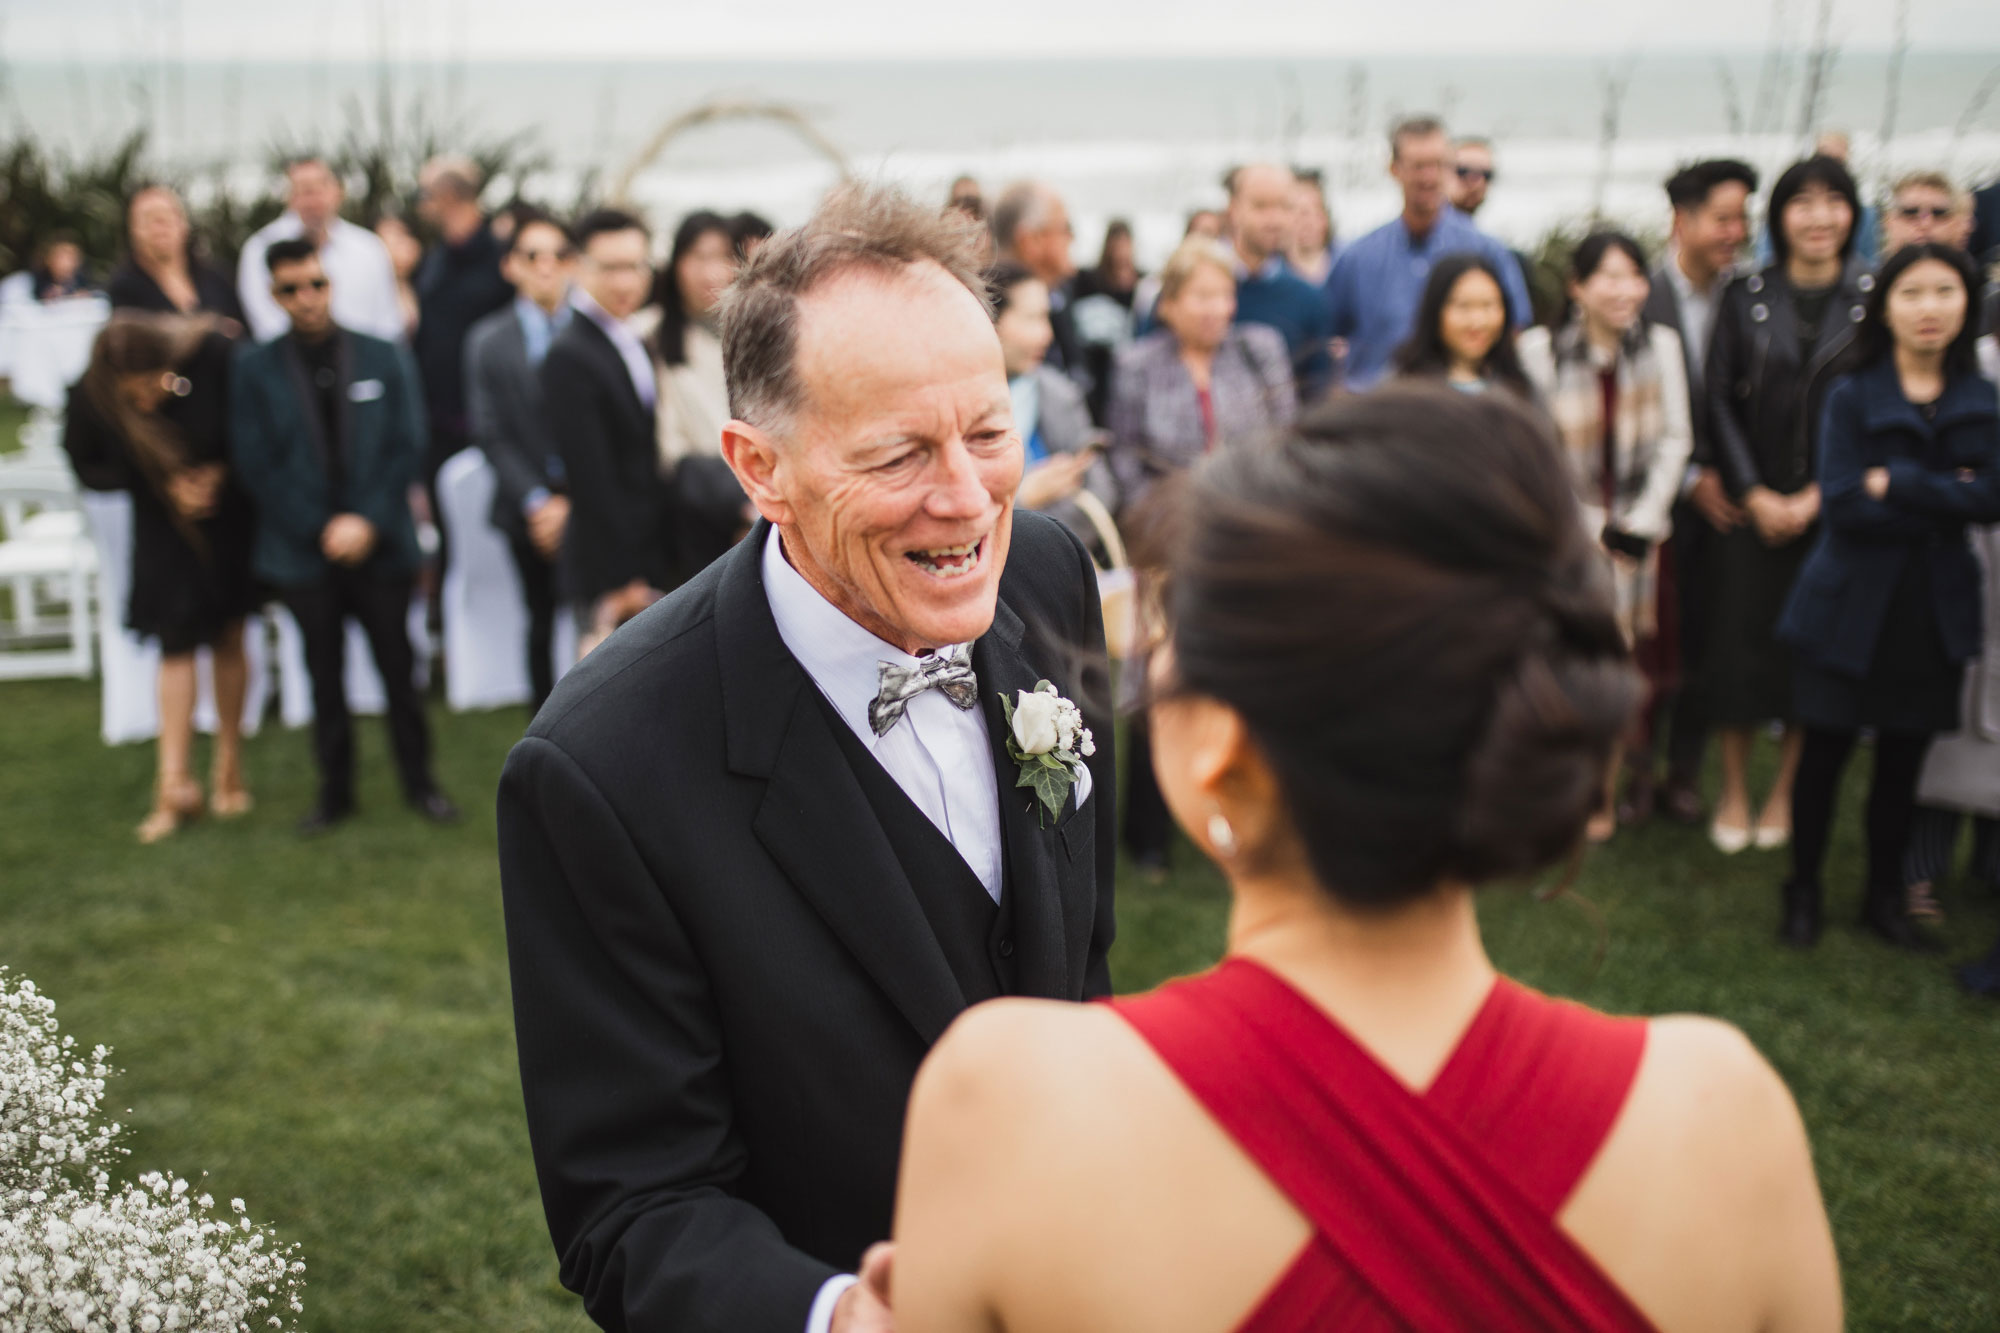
[1162,383,1640,906]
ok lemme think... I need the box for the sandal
[136,778,205,844]
[210,787,255,818]
[1906,880,1945,926]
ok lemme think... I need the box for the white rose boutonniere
[1000,680,1095,823]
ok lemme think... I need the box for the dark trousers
[1791,727,1933,895]
[1658,511,1712,785]
[283,570,433,809]
[507,530,558,711]
[1906,806,2000,887]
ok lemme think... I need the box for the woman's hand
[1016,453,1096,511]
[167,465,223,520]
[1864,468,1891,501]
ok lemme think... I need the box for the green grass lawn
[2,676,1997,1330]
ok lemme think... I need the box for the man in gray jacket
[464,210,577,709]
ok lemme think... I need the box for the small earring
[1206,808,1237,857]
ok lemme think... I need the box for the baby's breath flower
[0,969,306,1332]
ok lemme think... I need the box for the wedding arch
[607,98,852,204]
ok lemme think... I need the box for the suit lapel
[752,690,967,1044]
[716,526,967,1044]
[973,597,1073,999]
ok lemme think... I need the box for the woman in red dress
[886,385,1840,1333]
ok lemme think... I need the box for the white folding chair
[0,476,96,680]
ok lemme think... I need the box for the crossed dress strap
[1112,958,1657,1333]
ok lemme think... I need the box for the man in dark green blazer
[231,238,458,832]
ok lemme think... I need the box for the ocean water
[7,54,2000,259]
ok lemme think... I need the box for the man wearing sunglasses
[1450,137,1496,217]
[1879,171,1974,257]
[230,238,458,833]
[237,156,405,344]
[466,210,580,709]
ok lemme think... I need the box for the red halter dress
[1111,957,1661,1332]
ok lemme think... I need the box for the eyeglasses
[516,248,574,264]
[273,277,329,296]
[1456,166,1494,183]
[1896,205,1953,221]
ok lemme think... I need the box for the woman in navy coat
[1777,244,2000,949]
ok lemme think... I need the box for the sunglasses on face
[1896,205,1953,221]
[274,277,329,296]
[1456,166,1494,183]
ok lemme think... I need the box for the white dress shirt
[570,287,658,411]
[763,525,1004,900]
[237,212,406,343]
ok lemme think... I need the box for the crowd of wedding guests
[16,115,2000,990]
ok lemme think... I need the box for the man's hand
[1743,486,1800,547]
[1016,452,1096,512]
[1785,483,1821,535]
[528,493,570,558]
[320,513,378,566]
[1689,467,1744,533]
[831,1244,895,1333]
[591,578,661,634]
[1864,467,1891,501]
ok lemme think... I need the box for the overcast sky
[7,0,1999,62]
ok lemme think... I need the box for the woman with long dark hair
[63,314,259,841]
[650,210,747,577]
[890,387,1840,1333]
[1775,243,2000,949]
[1519,232,1694,840]
[1699,156,1870,856]
[1390,253,1532,396]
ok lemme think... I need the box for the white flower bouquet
[0,969,305,1332]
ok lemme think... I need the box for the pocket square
[347,379,386,402]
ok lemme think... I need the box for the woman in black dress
[1776,244,2000,949]
[104,185,244,328]
[64,314,259,842]
[1701,155,1871,855]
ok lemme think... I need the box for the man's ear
[721,419,793,528]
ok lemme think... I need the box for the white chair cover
[0,298,110,410]
[76,489,272,745]
[438,448,574,711]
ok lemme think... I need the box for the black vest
[819,696,1020,1004]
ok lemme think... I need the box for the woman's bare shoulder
[913,997,1150,1129]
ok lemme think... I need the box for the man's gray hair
[990,181,1060,256]
[718,181,992,429]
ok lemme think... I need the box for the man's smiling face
[760,260,1021,654]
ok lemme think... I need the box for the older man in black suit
[497,185,1116,1333]
[465,209,577,709]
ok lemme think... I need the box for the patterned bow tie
[869,646,979,736]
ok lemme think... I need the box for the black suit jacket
[497,511,1116,1333]
[1644,263,1713,466]
[465,306,562,542]
[540,313,664,602]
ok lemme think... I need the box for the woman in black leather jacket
[1698,155,1871,857]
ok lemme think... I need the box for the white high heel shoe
[1710,819,1752,855]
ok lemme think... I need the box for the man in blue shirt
[1227,162,1335,401]
[1326,115,1532,390]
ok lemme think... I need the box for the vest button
[997,936,1015,958]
